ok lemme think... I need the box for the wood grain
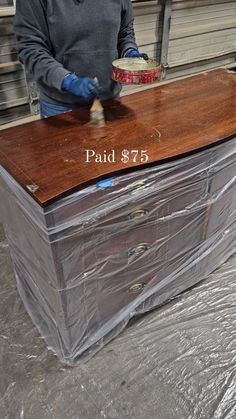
[0,69,236,207]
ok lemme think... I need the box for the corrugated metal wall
[132,0,163,59]
[166,0,236,78]
[0,1,32,124]
[123,0,163,94]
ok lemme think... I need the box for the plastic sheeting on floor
[0,233,236,419]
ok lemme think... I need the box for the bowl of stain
[112,58,161,85]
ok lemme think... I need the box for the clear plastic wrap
[0,138,235,364]
[1,235,236,418]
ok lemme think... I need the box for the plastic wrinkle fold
[1,230,236,418]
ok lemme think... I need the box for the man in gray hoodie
[14,0,147,117]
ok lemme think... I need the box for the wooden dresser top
[0,69,236,207]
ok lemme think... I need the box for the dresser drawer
[206,186,236,237]
[66,208,208,338]
[56,203,207,289]
[58,220,166,285]
[208,142,236,193]
[48,149,210,229]
[50,173,208,252]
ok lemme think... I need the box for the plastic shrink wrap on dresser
[0,138,235,364]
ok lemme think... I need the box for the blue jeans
[40,100,79,118]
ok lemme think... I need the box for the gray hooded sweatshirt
[14,0,138,105]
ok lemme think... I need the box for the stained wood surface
[0,69,236,207]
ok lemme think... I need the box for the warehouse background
[0,0,236,125]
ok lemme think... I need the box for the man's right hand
[62,74,98,101]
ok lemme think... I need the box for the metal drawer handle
[128,282,146,294]
[128,243,150,259]
[128,209,149,220]
[130,181,147,195]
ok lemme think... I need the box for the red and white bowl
[112,58,161,85]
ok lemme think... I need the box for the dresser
[0,69,236,364]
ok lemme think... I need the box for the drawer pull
[129,209,149,220]
[128,282,146,294]
[130,181,147,195]
[128,243,149,259]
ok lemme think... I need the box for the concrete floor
[1,224,236,419]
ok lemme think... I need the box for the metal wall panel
[1,103,31,124]
[123,0,164,94]
[0,0,14,6]
[0,0,15,16]
[0,12,31,124]
[166,0,236,78]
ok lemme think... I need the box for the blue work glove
[62,73,98,101]
[125,49,149,61]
